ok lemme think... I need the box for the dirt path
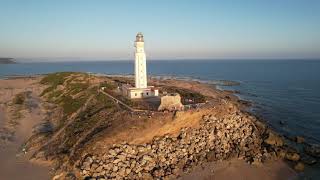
[0,78,50,180]
[100,90,137,111]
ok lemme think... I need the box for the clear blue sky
[0,0,320,60]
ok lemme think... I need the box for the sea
[1,60,320,178]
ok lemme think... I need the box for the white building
[122,32,159,99]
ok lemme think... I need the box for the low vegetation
[35,72,120,163]
[63,93,115,154]
[40,72,74,90]
[40,72,92,116]
[8,92,31,128]
[60,94,87,115]
[69,82,90,94]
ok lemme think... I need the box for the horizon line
[8,58,320,63]
[11,57,320,62]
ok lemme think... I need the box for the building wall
[154,89,159,96]
[158,93,184,111]
[128,89,156,99]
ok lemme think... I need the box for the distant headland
[0,58,16,64]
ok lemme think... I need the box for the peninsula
[0,71,303,179]
[0,58,16,64]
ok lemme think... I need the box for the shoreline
[0,73,314,179]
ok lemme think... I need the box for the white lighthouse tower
[121,32,159,99]
[134,32,147,88]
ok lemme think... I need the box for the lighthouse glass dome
[136,32,144,42]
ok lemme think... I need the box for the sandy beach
[0,77,50,180]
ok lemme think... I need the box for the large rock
[285,152,300,161]
[264,131,283,146]
[301,154,317,165]
[294,162,304,172]
[295,136,305,144]
[304,144,320,158]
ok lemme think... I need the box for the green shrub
[47,90,63,101]
[61,95,87,115]
[69,83,89,94]
[40,86,55,96]
[160,86,206,104]
[40,72,74,96]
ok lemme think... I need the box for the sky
[0,0,320,61]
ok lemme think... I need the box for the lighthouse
[134,32,147,88]
[121,32,159,99]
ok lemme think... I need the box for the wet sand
[0,77,50,180]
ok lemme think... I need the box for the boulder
[95,166,103,172]
[64,172,76,180]
[295,136,305,144]
[113,159,121,164]
[264,131,283,146]
[91,163,98,171]
[254,120,266,132]
[304,144,320,158]
[285,152,300,161]
[294,162,304,172]
[276,149,286,159]
[301,154,317,165]
[141,173,153,180]
[109,149,117,156]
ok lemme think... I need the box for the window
[146,92,149,95]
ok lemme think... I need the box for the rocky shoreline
[76,101,302,180]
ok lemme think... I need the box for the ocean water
[1,60,320,177]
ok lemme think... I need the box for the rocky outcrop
[295,136,305,144]
[294,162,305,172]
[158,93,184,111]
[78,112,284,179]
[304,144,320,158]
[285,152,300,161]
[264,131,284,147]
